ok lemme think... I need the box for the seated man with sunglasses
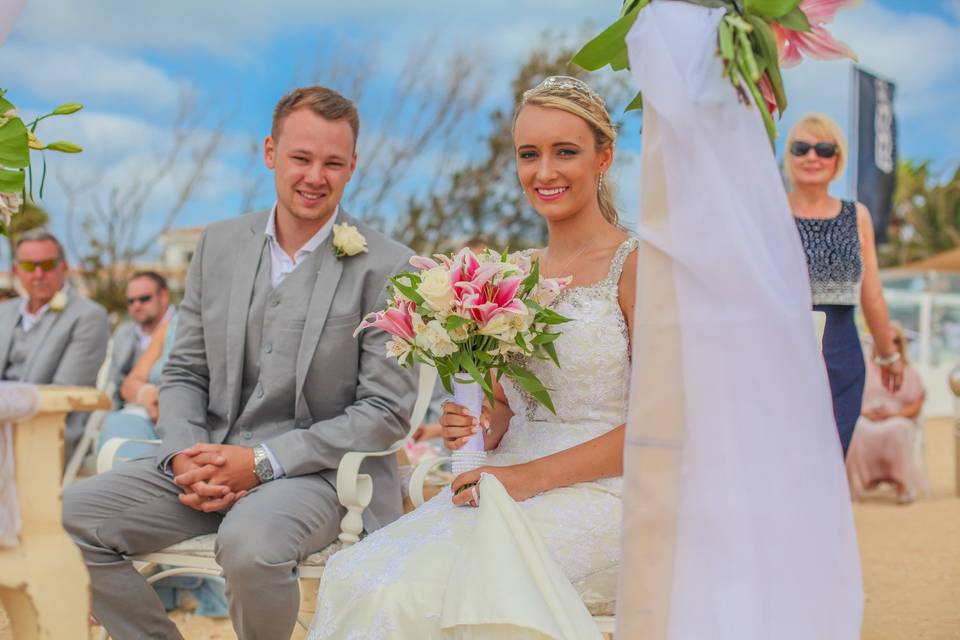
[108,271,174,408]
[0,228,109,462]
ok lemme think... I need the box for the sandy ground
[2,420,957,639]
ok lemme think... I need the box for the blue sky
[3,0,959,259]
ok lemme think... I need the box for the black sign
[853,67,897,244]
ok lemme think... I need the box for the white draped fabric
[617,2,862,639]
[0,382,40,547]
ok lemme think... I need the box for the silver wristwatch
[252,444,275,483]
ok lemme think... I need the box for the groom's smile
[264,106,357,228]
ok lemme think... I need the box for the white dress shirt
[264,204,339,287]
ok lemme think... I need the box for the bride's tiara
[522,75,606,107]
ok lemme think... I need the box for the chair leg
[63,411,104,485]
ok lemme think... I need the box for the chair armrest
[96,437,161,474]
[334,441,405,545]
[409,456,452,508]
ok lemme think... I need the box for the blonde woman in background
[847,323,926,503]
[786,113,903,457]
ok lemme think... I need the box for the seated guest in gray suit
[64,86,417,640]
[108,271,173,407]
[0,229,109,461]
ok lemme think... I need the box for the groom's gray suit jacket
[156,209,416,531]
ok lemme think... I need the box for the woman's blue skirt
[816,304,866,457]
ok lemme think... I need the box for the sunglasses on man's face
[17,258,61,273]
[790,141,838,159]
[127,293,155,306]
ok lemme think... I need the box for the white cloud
[0,43,183,112]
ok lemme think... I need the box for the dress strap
[605,237,639,285]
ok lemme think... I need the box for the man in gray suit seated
[108,270,173,407]
[0,229,109,460]
[63,86,417,640]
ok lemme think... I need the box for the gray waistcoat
[2,317,51,381]
[228,243,318,445]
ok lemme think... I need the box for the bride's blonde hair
[514,76,620,227]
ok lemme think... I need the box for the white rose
[416,266,455,314]
[49,290,68,312]
[415,318,458,358]
[332,223,368,257]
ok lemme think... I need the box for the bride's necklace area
[542,243,594,279]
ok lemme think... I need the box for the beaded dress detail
[308,238,637,640]
[794,200,863,306]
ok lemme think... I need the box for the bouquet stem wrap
[451,378,487,474]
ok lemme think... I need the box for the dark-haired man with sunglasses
[0,228,109,461]
[108,271,174,407]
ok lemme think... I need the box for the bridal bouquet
[356,247,572,472]
[573,0,857,143]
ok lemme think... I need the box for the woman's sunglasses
[790,141,838,159]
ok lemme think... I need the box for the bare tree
[394,32,638,255]
[235,38,488,223]
[59,91,224,312]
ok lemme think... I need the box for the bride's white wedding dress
[308,238,638,640]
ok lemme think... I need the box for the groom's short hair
[271,86,360,148]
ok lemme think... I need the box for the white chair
[408,456,617,638]
[63,338,116,486]
[95,364,438,638]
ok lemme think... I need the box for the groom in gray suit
[63,86,417,640]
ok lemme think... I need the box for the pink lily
[354,299,417,341]
[759,75,777,116]
[461,277,526,325]
[773,0,858,68]
[409,255,439,270]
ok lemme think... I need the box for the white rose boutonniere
[332,223,368,258]
[49,290,68,312]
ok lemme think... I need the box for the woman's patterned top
[794,200,863,306]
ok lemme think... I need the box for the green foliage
[0,89,84,235]
[570,0,806,143]
[879,160,960,267]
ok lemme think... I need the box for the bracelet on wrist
[873,351,902,367]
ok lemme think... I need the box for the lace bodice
[495,238,637,468]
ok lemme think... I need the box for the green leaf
[506,364,557,414]
[610,47,630,71]
[0,96,14,115]
[521,257,540,295]
[52,102,83,115]
[745,14,787,113]
[0,168,24,192]
[44,140,82,153]
[542,341,560,368]
[624,91,644,113]
[459,354,492,395]
[777,7,811,32]
[531,331,561,345]
[444,315,471,331]
[571,2,646,71]
[744,0,801,19]
[535,307,573,325]
[0,118,29,169]
[389,274,424,305]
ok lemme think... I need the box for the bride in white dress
[308,76,635,639]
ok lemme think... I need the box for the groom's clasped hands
[171,444,260,512]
